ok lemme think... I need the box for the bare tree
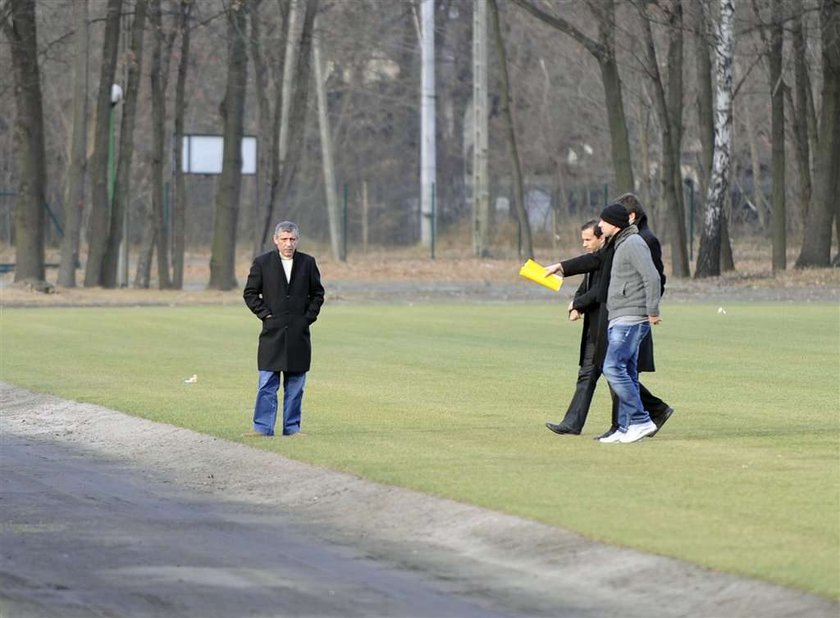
[768,0,786,272]
[248,0,276,257]
[2,0,47,285]
[696,0,735,278]
[693,4,715,199]
[151,0,175,289]
[789,0,816,225]
[208,0,249,290]
[84,0,122,287]
[259,0,318,248]
[313,17,342,261]
[489,0,532,258]
[636,0,690,278]
[509,0,635,194]
[135,0,179,288]
[751,0,787,272]
[796,0,840,268]
[4,0,830,267]
[58,0,89,288]
[171,0,193,289]
[102,0,148,288]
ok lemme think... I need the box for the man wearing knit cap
[595,202,661,443]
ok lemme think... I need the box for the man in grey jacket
[595,203,662,444]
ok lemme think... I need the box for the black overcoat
[634,207,666,295]
[570,266,603,367]
[562,245,613,370]
[243,250,325,373]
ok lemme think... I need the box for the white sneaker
[619,420,658,443]
[599,429,624,443]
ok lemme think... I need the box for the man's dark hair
[581,219,602,237]
[614,193,643,217]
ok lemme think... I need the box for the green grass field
[1,301,838,598]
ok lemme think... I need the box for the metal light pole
[420,0,436,248]
[472,0,489,257]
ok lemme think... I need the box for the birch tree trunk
[102,0,147,288]
[696,0,735,278]
[58,0,89,288]
[208,0,249,290]
[84,0,122,287]
[3,0,47,284]
[695,2,735,271]
[489,0,532,258]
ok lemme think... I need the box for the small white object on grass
[717,307,727,315]
[184,374,198,384]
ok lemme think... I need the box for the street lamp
[108,84,127,285]
[107,84,123,207]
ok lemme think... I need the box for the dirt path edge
[1,383,835,618]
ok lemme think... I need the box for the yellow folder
[519,259,563,292]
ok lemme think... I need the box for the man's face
[581,227,603,253]
[598,219,620,239]
[273,231,298,258]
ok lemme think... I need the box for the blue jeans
[603,322,651,431]
[252,370,307,436]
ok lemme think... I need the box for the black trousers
[560,340,615,432]
[562,340,669,432]
[640,383,670,423]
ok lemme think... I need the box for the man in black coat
[243,221,325,437]
[545,226,619,438]
[545,220,614,435]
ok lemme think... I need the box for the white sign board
[181,134,257,175]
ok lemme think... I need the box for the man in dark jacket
[243,221,325,437]
[545,220,612,435]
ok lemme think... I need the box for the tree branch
[1,0,14,40]
[508,0,605,59]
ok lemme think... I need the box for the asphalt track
[0,433,517,618]
[1,384,837,618]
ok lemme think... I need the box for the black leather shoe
[593,427,617,441]
[545,422,581,436]
[648,407,674,437]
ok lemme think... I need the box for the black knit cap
[600,202,630,229]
